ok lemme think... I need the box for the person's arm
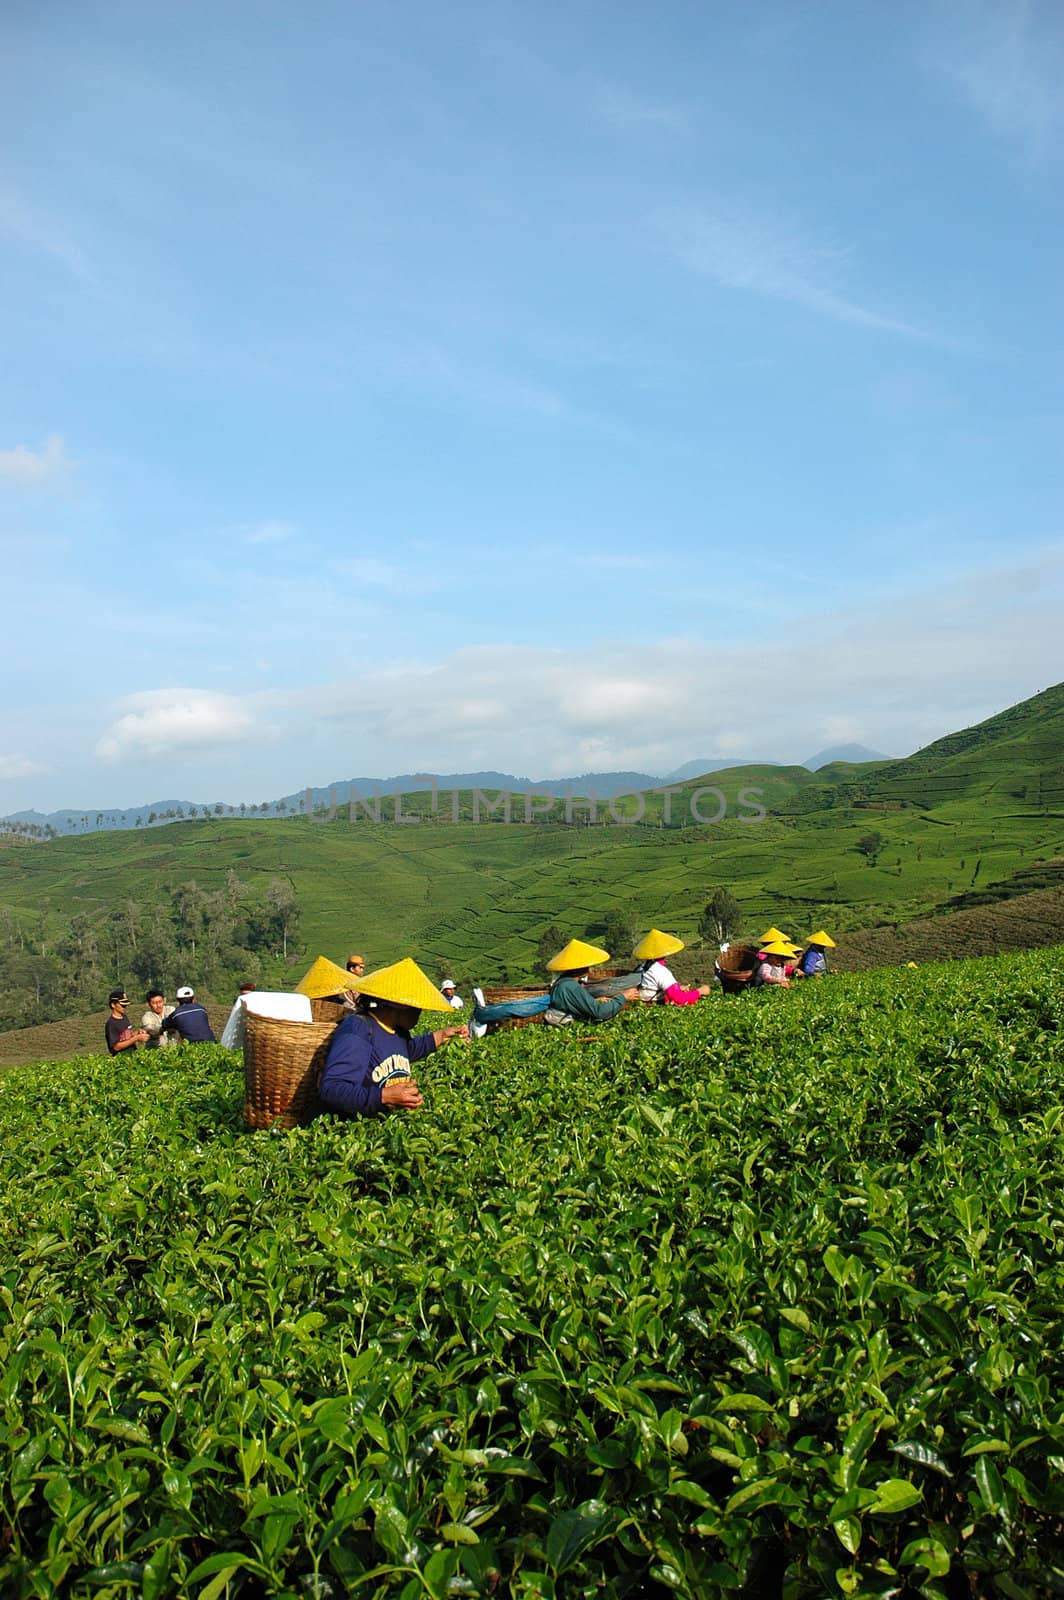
[141,1011,162,1037]
[662,982,710,1005]
[408,1030,441,1063]
[107,1019,147,1052]
[318,1019,384,1117]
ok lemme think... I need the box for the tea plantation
[2,952,1063,1599]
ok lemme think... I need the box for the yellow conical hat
[296,956,356,998]
[807,930,837,948]
[760,926,788,945]
[546,938,610,972]
[632,928,685,961]
[351,957,452,1012]
[760,939,795,957]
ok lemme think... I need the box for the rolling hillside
[0,685,1062,1013]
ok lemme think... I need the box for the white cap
[441,978,456,989]
[176,985,194,999]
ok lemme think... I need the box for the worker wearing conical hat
[297,955,360,1000]
[545,938,640,1023]
[318,958,468,1118]
[752,939,795,989]
[632,930,713,1006]
[794,929,836,979]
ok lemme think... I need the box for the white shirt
[142,1004,177,1047]
[638,960,676,1002]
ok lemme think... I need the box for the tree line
[0,872,302,1032]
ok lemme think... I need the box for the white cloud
[0,754,48,780]
[572,551,656,573]
[283,543,1064,774]
[236,519,298,545]
[657,202,942,341]
[332,557,405,590]
[77,545,1064,788]
[96,689,262,762]
[561,678,675,729]
[0,435,71,487]
[0,187,93,283]
[381,338,633,437]
[924,0,1064,158]
[820,715,863,745]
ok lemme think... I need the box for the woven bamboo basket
[243,1012,337,1130]
[482,985,550,1004]
[309,997,349,1024]
[714,944,759,995]
[494,1015,545,1032]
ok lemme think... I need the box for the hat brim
[296,956,358,999]
[546,938,611,972]
[632,928,685,961]
[350,957,453,1012]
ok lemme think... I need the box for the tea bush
[2,950,1063,1597]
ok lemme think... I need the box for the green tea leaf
[868,1477,923,1514]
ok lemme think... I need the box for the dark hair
[239,981,256,992]
[108,988,127,1005]
[146,989,163,1003]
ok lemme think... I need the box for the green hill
[1,684,1063,1022]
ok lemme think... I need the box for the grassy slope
[1,687,1062,999]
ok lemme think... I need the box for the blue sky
[1,0,1062,809]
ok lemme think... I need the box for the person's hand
[434,1024,469,1044]
[622,987,641,1002]
[381,1077,424,1109]
[697,984,713,997]
[133,1028,149,1042]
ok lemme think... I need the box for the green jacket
[549,975,625,1022]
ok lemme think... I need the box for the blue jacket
[160,1000,216,1043]
[319,1013,437,1118]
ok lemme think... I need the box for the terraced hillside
[0,686,1062,1014]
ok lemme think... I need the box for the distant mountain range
[1,746,891,837]
[802,743,889,771]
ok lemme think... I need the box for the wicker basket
[714,944,759,995]
[481,985,550,1004]
[243,1012,338,1129]
[309,997,349,1024]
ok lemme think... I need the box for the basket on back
[243,1011,338,1129]
[481,985,550,1004]
[714,944,759,994]
[309,997,349,1024]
